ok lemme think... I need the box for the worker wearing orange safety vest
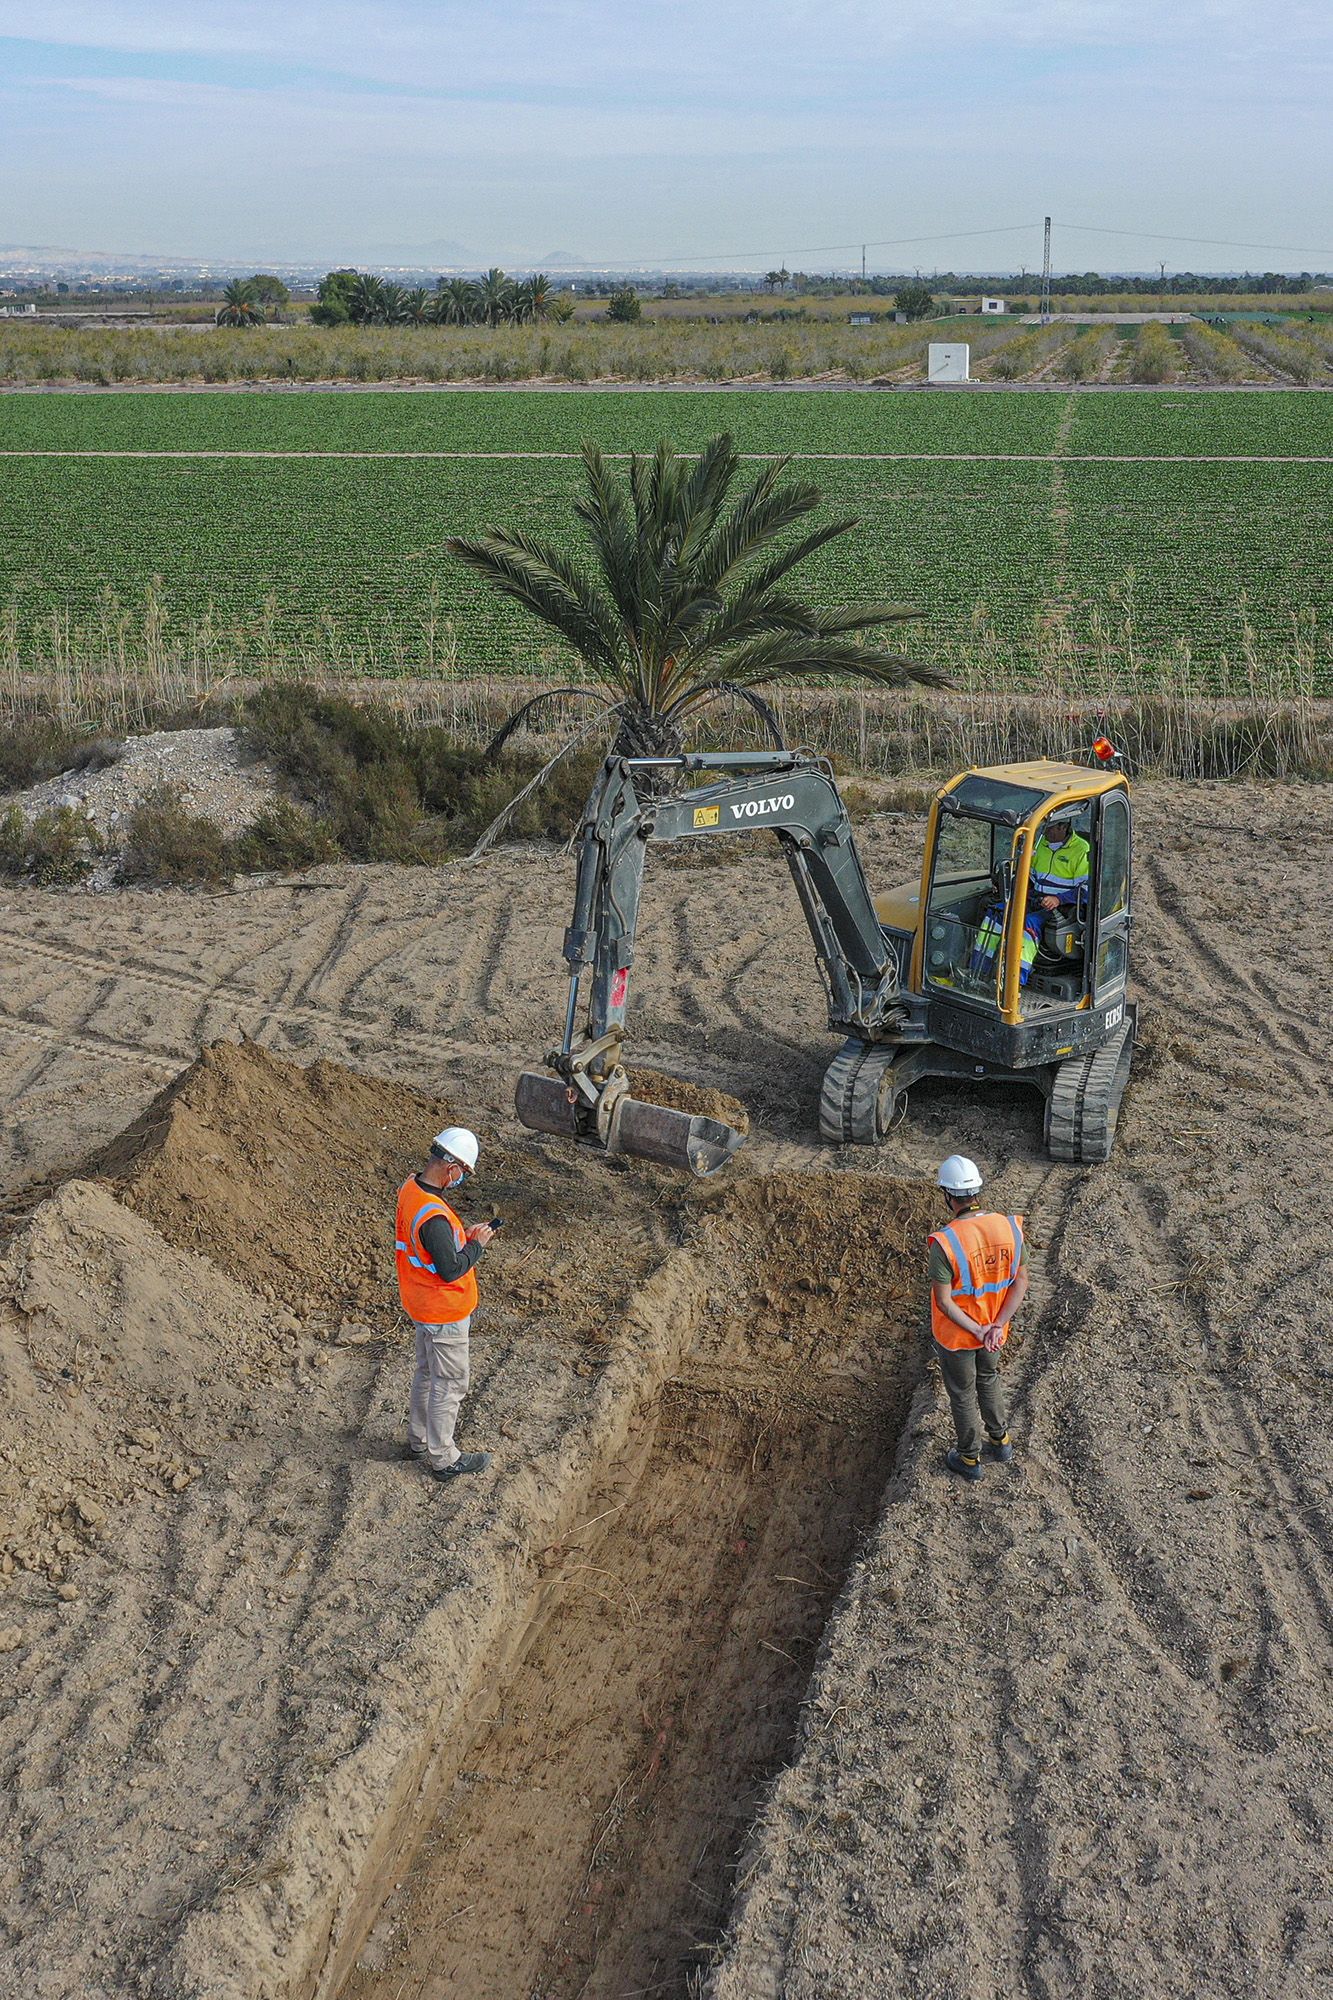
[395,1127,496,1483]
[928,1154,1029,1483]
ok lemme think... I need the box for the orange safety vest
[929,1210,1024,1352]
[395,1177,478,1325]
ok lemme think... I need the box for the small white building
[928,342,970,384]
[848,312,875,326]
[981,296,1006,315]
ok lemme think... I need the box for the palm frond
[446,532,623,675]
[673,434,741,577]
[573,445,639,631]
[667,630,946,709]
[484,686,614,757]
[694,471,826,595]
[800,602,923,635]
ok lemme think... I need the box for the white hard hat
[937,1154,983,1196]
[431,1126,479,1171]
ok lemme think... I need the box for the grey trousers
[933,1337,1008,1458]
[408,1313,472,1471]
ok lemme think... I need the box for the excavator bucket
[514,1070,582,1137]
[514,1072,744,1176]
[608,1094,745,1177]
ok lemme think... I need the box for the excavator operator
[971,810,1090,988]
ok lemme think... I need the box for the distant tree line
[309,268,576,328]
[781,269,1320,299]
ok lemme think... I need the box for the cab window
[1098,795,1129,918]
[929,814,993,899]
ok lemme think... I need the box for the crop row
[5,386,1328,462]
[1066,390,1333,458]
[0,387,1067,459]
[2,454,1328,689]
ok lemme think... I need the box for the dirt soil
[0,779,1330,2000]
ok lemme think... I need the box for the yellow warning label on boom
[693,805,720,828]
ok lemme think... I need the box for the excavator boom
[514,750,906,1174]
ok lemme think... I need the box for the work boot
[983,1432,1015,1463]
[425,1451,492,1483]
[946,1447,984,1484]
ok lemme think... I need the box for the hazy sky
[2,2,1330,270]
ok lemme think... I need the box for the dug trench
[341,1169,930,2000]
[0,1039,934,2000]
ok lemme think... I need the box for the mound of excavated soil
[0,1178,287,1591]
[628,1066,751,1134]
[93,1039,458,1323]
[92,1038,674,1345]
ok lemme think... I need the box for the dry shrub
[0,803,104,886]
[0,716,120,790]
[118,783,233,887]
[240,682,601,860]
[231,798,340,872]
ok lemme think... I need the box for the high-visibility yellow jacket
[1030,830,1089,906]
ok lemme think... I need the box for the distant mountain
[539,249,592,270]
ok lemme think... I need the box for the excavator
[515,746,1135,1176]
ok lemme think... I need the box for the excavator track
[818,1039,900,1146]
[1045,1019,1135,1164]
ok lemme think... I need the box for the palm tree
[447,434,940,762]
[402,286,432,324]
[348,273,386,325]
[215,279,262,328]
[378,282,409,325]
[479,266,514,329]
[434,277,479,326]
[527,273,552,321]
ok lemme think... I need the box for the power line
[1052,220,1333,259]
[574,215,1333,272]
[635,222,1040,268]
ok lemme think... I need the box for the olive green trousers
[933,1337,1008,1458]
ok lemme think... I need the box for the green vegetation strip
[0,389,1067,456]
[2,390,1330,689]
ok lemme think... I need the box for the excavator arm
[515,751,910,1174]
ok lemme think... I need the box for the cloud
[1,1,1329,264]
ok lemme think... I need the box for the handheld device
[487,1216,505,1232]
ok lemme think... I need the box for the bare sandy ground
[0,781,1330,1999]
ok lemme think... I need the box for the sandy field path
[0,781,1330,2000]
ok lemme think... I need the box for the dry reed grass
[1,589,1328,786]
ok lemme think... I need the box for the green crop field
[2,389,1330,690]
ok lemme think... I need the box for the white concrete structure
[927,342,970,383]
[981,296,1006,315]
[1019,311,1193,325]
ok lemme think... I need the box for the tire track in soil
[1140,854,1325,1080]
[1112,1179,1333,1725]
[283,879,374,1015]
[0,928,509,1074]
[336,885,459,1015]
